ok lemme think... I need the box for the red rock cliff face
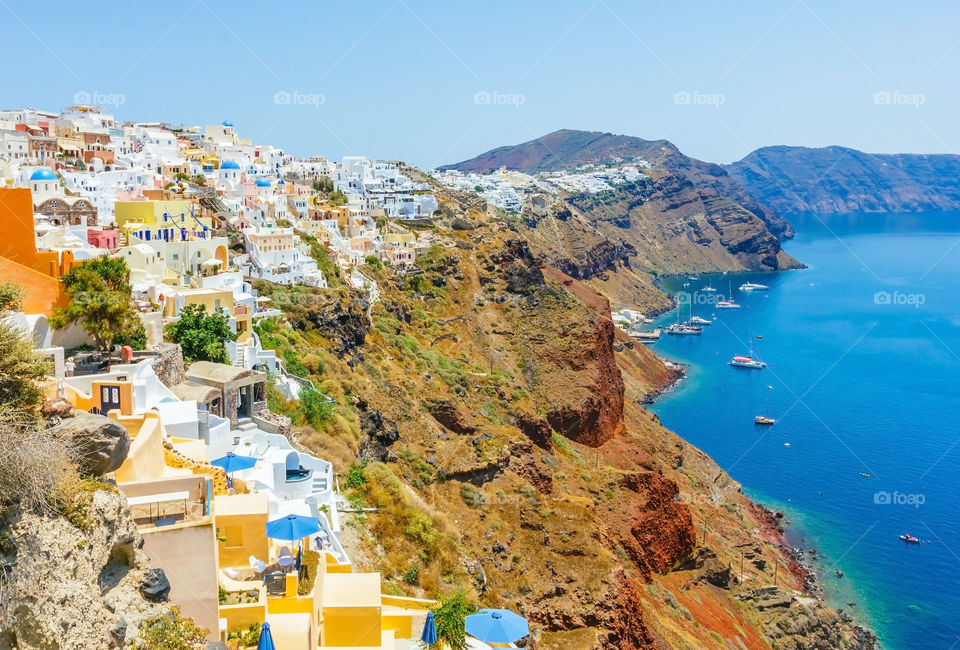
[537,266,625,447]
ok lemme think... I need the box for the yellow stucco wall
[214,503,269,571]
[322,607,382,647]
[220,602,267,636]
[113,412,166,482]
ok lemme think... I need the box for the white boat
[729,354,765,368]
[716,300,741,309]
[701,285,717,292]
[729,336,766,368]
[688,316,712,326]
[666,323,702,335]
[739,282,769,291]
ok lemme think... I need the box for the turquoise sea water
[648,213,960,649]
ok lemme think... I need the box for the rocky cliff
[726,145,960,214]
[0,410,179,649]
[0,490,170,650]
[259,204,874,648]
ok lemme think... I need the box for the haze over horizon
[2,1,958,167]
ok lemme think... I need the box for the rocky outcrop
[0,489,170,649]
[514,411,552,449]
[611,472,697,580]
[147,343,185,388]
[536,267,625,447]
[426,400,476,435]
[358,404,400,462]
[56,412,131,477]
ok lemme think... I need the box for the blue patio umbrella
[256,621,276,650]
[465,608,529,644]
[210,452,257,474]
[421,611,438,645]
[265,514,321,541]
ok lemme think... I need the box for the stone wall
[147,343,185,388]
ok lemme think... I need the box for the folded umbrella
[421,611,438,645]
[256,622,275,650]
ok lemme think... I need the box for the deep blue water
[648,213,960,649]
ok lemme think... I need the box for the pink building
[88,228,120,249]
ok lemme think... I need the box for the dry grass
[0,412,75,515]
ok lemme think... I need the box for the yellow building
[115,199,211,243]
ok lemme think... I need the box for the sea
[648,212,960,649]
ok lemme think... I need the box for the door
[100,385,121,412]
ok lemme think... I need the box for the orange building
[0,187,72,315]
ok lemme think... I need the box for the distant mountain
[726,146,960,214]
[446,129,793,237]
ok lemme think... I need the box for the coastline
[642,349,880,648]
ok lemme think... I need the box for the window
[224,525,243,548]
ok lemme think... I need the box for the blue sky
[1,1,957,166]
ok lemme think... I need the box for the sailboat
[716,280,741,309]
[729,335,766,369]
[686,298,711,326]
[754,404,776,425]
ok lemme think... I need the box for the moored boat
[688,316,712,326]
[739,282,770,291]
[730,355,766,368]
[899,534,920,544]
[666,323,702,335]
[754,414,776,425]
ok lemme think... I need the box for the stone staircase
[236,419,258,433]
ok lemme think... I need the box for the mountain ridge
[445,128,794,238]
[725,145,960,214]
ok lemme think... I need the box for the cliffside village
[0,106,467,649]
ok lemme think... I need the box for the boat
[754,415,776,425]
[717,280,741,308]
[899,534,920,544]
[701,285,717,292]
[730,354,765,368]
[688,274,701,280]
[859,473,870,478]
[756,335,763,339]
[666,323,702,335]
[729,335,766,368]
[739,282,769,291]
[688,316,712,326]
